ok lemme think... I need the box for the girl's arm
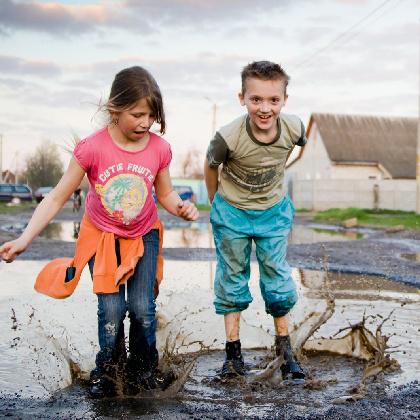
[204,157,219,204]
[0,158,86,263]
[154,168,199,221]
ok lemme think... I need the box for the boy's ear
[284,94,289,105]
[238,92,245,106]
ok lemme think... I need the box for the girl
[0,66,199,398]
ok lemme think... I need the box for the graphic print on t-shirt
[95,173,148,224]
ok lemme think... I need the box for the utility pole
[13,151,19,184]
[417,95,420,213]
[204,96,218,136]
[211,103,218,137]
[0,134,3,182]
[417,17,420,213]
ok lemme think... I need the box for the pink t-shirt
[73,127,171,238]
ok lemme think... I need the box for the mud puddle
[0,351,367,419]
[159,222,368,247]
[1,221,81,242]
[1,220,368,247]
[0,261,419,418]
[290,223,367,244]
[400,252,420,262]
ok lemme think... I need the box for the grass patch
[314,208,420,229]
[296,208,313,213]
[0,201,36,214]
[195,203,211,211]
[156,203,211,211]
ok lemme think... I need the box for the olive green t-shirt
[206,113,306,210]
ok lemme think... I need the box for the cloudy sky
[0,0,418,176]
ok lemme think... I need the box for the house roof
[309,113,418,179]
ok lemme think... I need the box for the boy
[204,61,306,381]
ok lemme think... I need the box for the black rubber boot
[220,340,245,378]
[89,364,118,398]
[125,343,159,395]
[275,335,305,384]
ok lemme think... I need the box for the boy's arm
[205,131,228,204]
[0,157,86,262]
[154,168,199,221]
[204,158,219,204]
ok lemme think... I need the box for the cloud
[66,52,250,100]
[125,0,289,25]
[0,55,61,77]
[0,76,27,89]
[0,0,153,36]
[222,24,285,40]
[0,71,96,112]
[334,0,370,4]
[0,0,294,36]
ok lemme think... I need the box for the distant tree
[22,141,64,190]
[181,149,204,179]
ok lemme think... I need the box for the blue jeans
[210,193,298,317]
[88,229,159,373]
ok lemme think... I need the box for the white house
[287,113,417,211]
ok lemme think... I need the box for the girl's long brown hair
[108,66,166,134]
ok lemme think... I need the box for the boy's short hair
[241,61,290,95]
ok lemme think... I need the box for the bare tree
[21,141,64,190]
[181,150,204,179]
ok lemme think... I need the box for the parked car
[34,186,54,203]
[152,185,196,203]
[173,185,196,203]
[0,183,33,202]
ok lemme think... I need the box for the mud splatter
[10,308,17,331]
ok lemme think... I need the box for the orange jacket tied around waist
[34,216,164,299]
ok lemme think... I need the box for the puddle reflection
[164,222,214,248]
[290,224,364,244]
[400,252,420,262]
[2,221,366,246]
[41,221,81,241]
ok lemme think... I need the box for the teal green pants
[210,192,298,317]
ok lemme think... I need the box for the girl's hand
[0,238,28,263]
[177,200,199,221]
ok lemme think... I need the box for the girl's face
[113,98,155,142]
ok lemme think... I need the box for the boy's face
[239,77,288,138]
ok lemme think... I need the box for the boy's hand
[177,200,199,221]
[0,238,28,263]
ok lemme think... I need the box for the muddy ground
[0,354,419,419]
[1,205,419,287]
[0,204,419,419]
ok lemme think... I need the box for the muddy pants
[88,229,159,374]
[210,192,298,317]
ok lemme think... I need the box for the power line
[292,0,397,71]
[330,0,407,52]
